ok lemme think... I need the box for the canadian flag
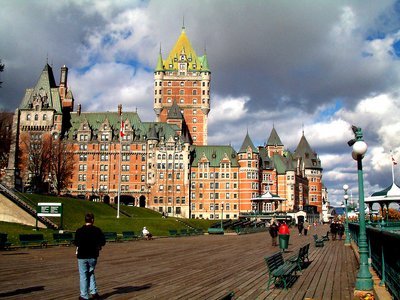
[392,156,397,166]
[120,120,125,138]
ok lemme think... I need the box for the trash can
[278,234,289,251]
[278,222,290,252]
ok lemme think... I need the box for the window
[193,118,197,123]
[43,114,47,121]
[34,114,39,121]
[27,114,31,120]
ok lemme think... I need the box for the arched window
[34,114,39,121]
[27,114,31,120]
[43,114,47,121]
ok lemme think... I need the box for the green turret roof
[239,132,258,153]
[155,47,164,72]
[19,64,63,113]
[294,134,322,170]
[167,100,184,119]
[266,127,283,146]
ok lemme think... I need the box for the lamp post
[343,184,351,246]
[220,202,224,229]
[348,126,373,294]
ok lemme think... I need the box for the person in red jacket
[278,221,290,235]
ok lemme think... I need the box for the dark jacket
[269,223,278,238]
[75,225,106,259]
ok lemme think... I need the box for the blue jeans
[78,258,98,299]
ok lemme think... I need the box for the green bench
[180,229,189,236]
[313,234,324,247]
[0,233,11,250]
[104,232,119,242]
[122,231,139,241]
[288,243,310,271]
[321,231,330,241]
[53,232,74,245]
[207,228,224,235]
[19,234,48,248]
[264,251,298,290]
[169,229,180,237]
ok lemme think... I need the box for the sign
[37,202,62,217]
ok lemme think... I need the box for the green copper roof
[167,100,184,119]
[294,134,322,169]
[191,145,239,167]
[271,153,295,174]
[266,127,283,146]
[65,111,143,141]
[155,48,164,72]
[239,132,258,153]
[19,64,63,113]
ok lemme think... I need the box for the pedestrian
[337,221,345,240]
[298,221,304,235]
[75,213,106,300]
[269,220,279,246]
[303,219,310,236]
[142,226,153,240]
[330,220,337,241]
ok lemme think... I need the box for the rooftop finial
[182,16,185,31]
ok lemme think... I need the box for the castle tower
[154,26,211,145]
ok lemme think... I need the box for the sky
[1,0,400,207]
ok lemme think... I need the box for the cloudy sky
[1,0,400,206]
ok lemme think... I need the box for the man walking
[75,213,106,300]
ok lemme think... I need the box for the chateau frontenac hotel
[4,27,327,220]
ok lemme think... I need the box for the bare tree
[49,136,75,195]
[18,132,51,192]
[0,112,13,174]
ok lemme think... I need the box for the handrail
[0,183,58,229]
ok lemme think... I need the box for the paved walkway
[0,225,358,299]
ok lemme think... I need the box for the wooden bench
[207,227,224,235]
[321,231,330,241]
[104,232,119,242]
[218,291,235,300]
[122,231,138,241]
[19,233,48,248]
[0,233,11,250]
[53,232,74,245]
[313,234,324,247]
[288,243,310,271]
[264,251,298,290]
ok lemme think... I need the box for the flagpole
[391,150,396,184]
[117,117,122,219]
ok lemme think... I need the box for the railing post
[380,241,385,286]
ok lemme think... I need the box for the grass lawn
[0,193,216,245]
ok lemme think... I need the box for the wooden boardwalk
[0,225,358,299]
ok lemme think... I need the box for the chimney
[118,104,122,116]
[60,65,68,87]
[77,104,81,116]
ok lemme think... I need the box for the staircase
[0,183,58,229]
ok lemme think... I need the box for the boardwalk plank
[0,225,358,300]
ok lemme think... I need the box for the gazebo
[365,182,400,214]
[251,191,287,213]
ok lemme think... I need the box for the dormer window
[104,125,107,130]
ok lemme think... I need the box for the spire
[182,16,185,32]
[239,132,258,153]
[155,44,164,72]
[167,100,184,119]
[266,127,283,146]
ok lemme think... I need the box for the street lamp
[343,184,351,246]
[348,126,373,294]
[220,202,224,229]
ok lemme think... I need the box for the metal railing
[349,223,400,299]
[0,183,58,229]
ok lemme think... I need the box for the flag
[392,156,397,166]
[120,120,125,138]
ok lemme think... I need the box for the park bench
[104,232,119,242]
[218,291,235,300]
[321,231,330,241]
[169,229,180,237]
[19,233,48,248]
[0,233,11,250]
[207,227,224,234]
[53,232,74,245]
[288,243,310,271]
[264,251,298,290]
[122,231,139,241]
[180,229,189,236]
[313,234,324,247]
